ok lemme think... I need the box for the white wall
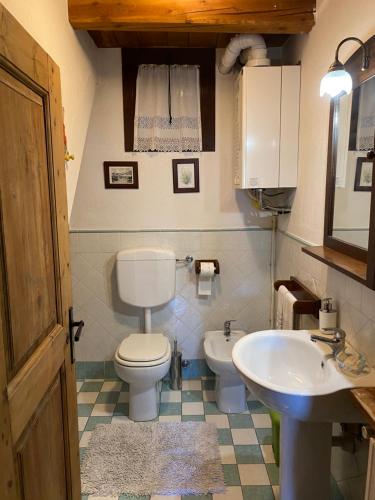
[70,49,269,230]
[1,0,98,216]
[280,0,375,244]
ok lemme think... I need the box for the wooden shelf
[274,276,321,317]
[302,246,367,284]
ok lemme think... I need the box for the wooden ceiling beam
[68,0,316,34]
[88,31,291,48]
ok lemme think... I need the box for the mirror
[322,34,375,288]
[331,77,375,250]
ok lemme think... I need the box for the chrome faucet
[224,320,236,337]
[310,328,346,357]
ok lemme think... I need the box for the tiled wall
[276,230,375,369]
[71,229,271,362]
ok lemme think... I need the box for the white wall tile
[98,233,121,253]
[276,231,375,368]
[74,233,100,253]
[71,230,271,361]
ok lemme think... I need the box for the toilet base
[215,374,247,413]
[129,382,160,421]
[114,358,169,422]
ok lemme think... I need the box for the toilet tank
[116,248,176,308]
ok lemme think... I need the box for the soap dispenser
[319,298,337,331]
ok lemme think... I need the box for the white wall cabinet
[233,65,300,189]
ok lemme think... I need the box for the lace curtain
[134,64,202,152]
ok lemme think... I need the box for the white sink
[232,329,375,422]
[232,329,375,500]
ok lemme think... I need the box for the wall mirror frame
[303,35,375,289]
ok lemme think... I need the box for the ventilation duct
[219,34,270,74]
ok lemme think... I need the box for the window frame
[122,48,216,152]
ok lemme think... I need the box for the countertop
[352,388,375,429]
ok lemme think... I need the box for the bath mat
[81,421,225,496]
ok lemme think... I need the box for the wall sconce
[320,37,369,98]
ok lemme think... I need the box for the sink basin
[204,330,246,375]
[232,329,375,422]
[232,329,375,500]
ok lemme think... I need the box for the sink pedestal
[232,329,375,499]
[280,416,332,500]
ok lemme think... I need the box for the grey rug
[81,422,225,496]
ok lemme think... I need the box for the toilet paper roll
[198,262,215,296]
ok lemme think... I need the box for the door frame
[0,4,80,499]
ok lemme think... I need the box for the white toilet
[114,248,175,421]
[204,329,247,413]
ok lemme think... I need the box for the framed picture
[172,159,200,193]
[354,157,373,191]
[103,161,139,189]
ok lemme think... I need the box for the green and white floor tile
[77,376,343,500]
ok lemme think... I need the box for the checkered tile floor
[77,376,343,500]
[78,376,278,500]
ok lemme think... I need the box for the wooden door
[0,5,80,499]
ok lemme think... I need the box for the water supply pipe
[144,307,152,333]
[218,34,270,74]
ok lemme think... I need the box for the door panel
[0,4,81,500]
[7,325,66,443]
[0,68,58,371]
[17,374,67,500]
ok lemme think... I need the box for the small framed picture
[354,157,373,191]
[103,161,139,189]
[172,159,200,193]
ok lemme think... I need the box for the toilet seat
[115,334,171,367]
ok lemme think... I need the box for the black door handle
[73,319,84,342]
[68,307,85,363]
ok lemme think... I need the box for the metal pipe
[176,255,193,263]
[144,307,152,333]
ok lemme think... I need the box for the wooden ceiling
[68,0,316,48]
[88,32,291,49]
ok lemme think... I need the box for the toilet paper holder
[195,259,220,275]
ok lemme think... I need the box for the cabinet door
[280,66,300,187]
[244,66,281,188]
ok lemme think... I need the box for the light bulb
[320,69,353,98]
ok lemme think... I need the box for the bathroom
[1,0,375,499]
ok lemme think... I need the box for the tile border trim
[70,227,271,234]
[277,228,317,247]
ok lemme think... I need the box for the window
[134,64,202,152]
[122,48,215,152]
